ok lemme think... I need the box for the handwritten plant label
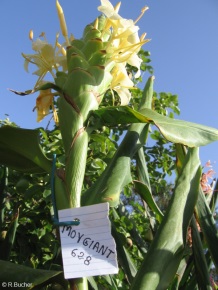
[58,202,118,279]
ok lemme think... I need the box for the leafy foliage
[0,45,218,290]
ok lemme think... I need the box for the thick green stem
[69,277,88,290]
[0,167,7,229]
[65,130,88,208]
[56,91,97,290]
[56,89,98,208]
[55,28,112,288]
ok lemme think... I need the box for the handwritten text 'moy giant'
[62,226,115,259]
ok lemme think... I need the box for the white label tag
[58,203,118,279]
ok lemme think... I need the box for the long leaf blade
[134,180,164,223]
[190,217,212,289]
[131,147,201,290]
[195,187,218,269]
[0,260,62,289]
[0,209,19,261]
[112,223,137,284]
[0,126,52,173]
[82,76,155,207]
[91,106,218,147]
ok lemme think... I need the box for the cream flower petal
[98,0,121,19]
[114,87,131,105]
[110,64,134,104]
[103,14,148,74]
[22,36,67,88]
[127,53,143,78]
[114,65,133,87]
[32,39,48,51]
[35,89,53,122]
[23,58,30,72]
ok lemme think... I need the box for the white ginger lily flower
[98,0,149,78]
[22,32,67,88]
[110,63,134,105]
[98,0,121,19]
[33,85,58,123]
[98,0,149,103]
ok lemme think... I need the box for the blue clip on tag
[51,154,80,227]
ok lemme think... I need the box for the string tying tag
[51,154,80,226]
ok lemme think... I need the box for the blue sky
[1,0,218,175]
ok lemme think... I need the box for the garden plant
[0,0,218,289]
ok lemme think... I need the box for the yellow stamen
[52,103,59,125]
[56,0,70,45]
[29,30,33,41]
[39,32,46,39]
[55,33,66,56]
[140,32,147,41]
[56,42,66,56]
[134,6,149,24]
[111,40,149,59]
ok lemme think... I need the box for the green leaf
[134,180,164,223]
[87,276,98,290]
[175,144,187,175]
[0,260,62,289]
[115,205,148,253]
[82,124,147,207]
[168,275,179,290]
[130,148,201,290]
[0,167,7,228]
[82,77,154,207]
[0,126,52,173]
[101,275,119,290]
[190,217,212,289]
[195,187,218,269]
[0,208,19,260]
[112,223,137,284]
[135,147,151,191]
[91,106,218,147]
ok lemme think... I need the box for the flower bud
[29,29,33,41]
[56,0,69,45]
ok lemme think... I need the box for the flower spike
[22,0,150,121]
